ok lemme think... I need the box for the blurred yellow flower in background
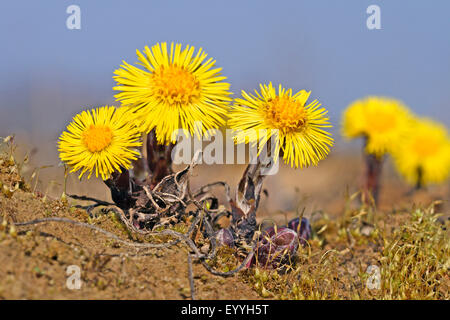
[342,96,414,157]
[392,118,450,187]
[228,83,333,169]
[58,106,142,180]
[113,42,232,144]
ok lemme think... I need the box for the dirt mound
[1,147,448,300]
[0,158,259,299]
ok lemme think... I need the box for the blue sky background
[0,0,449,148]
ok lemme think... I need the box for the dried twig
[67,194,114,207]
[14,217,178,249]
[200,245,256,277]
[193,181,231,203]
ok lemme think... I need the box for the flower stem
[363,152,383,205]
[415,166,423,190]
[104,169,133,209]
[145,130,175,188]
[231,151,273,245]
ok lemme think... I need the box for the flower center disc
[82,124,113,152]
[152,64,201,105]
[265,96,307,132]
[412,137,439,157]
[367,110,397,133]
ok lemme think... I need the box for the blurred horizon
[1,0,449,156]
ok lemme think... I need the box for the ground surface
[0,143,448,300]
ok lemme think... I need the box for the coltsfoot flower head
[393,118,450,186]
[228,83,333,169]
[58,106,142,180]
[113,42,232,144]
[342,96,414,157]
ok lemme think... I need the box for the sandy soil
[0,148,448,300]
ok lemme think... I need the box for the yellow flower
[393,118,450,186]
[342,96,414,157]
[58,106,142,180]
[228,83,333,169]
[113,42,232,144]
